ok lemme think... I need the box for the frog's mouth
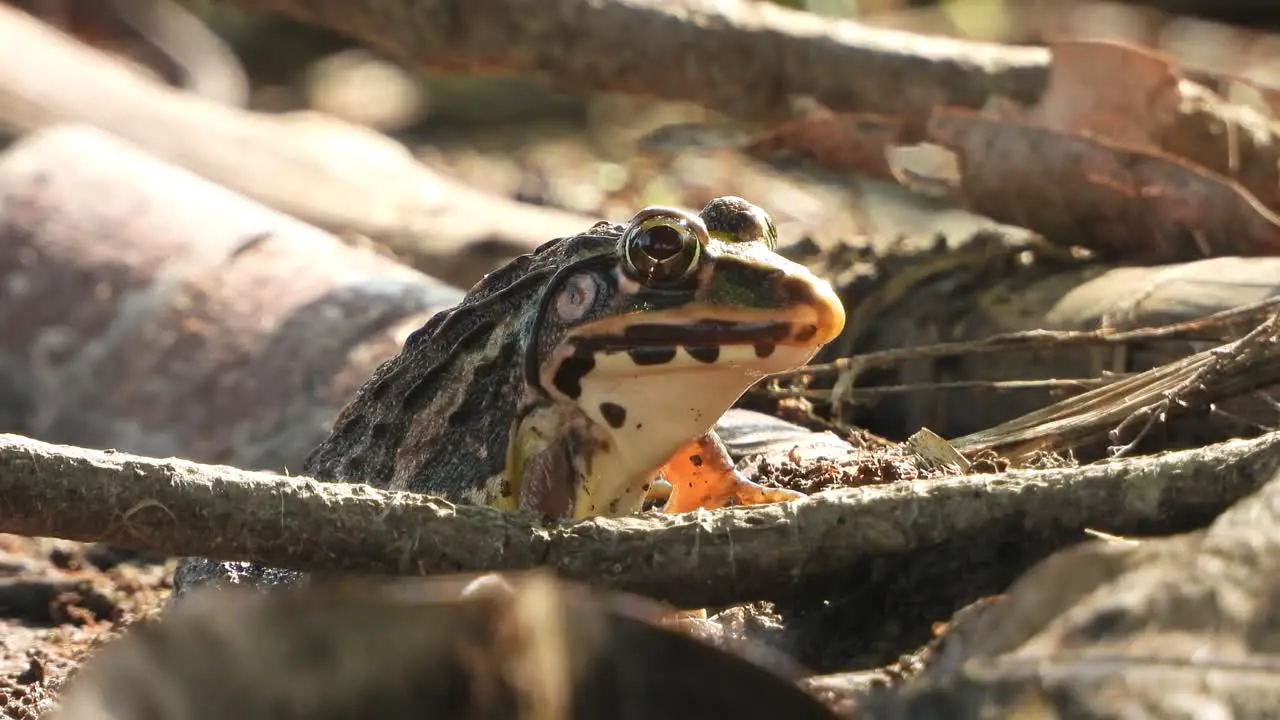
[581,317,794,343]
[538,303,843,413]
[560,301,843,369]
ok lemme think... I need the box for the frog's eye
[620,212,705,285]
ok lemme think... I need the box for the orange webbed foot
[658,432,805,514]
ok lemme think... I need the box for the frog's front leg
[656,432,804,514]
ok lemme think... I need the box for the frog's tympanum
[305,197,846,519]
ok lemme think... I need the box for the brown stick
[3,431,1278,607]
[950,313,1280,460]
[212,0,1049,124]
[785,293,1280,384]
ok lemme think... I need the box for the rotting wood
[2,430,1279,608]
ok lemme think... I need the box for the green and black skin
[299,218,624,500]
[300,196,810,504]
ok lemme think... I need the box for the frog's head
[529,196,846,516]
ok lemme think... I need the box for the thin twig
[1109,313,1280,457]
[780,293,1280,386]
[950,313,1280,461]
[758,376,1124,401]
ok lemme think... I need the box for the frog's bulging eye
[620,211,705,285]
[698,196,779,251]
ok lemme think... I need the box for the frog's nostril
[776,274,846,345]
[778,275,817,304]
[794,325,818,342]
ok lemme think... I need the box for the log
[0,124,461,469]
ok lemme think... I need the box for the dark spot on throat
[795,324,818,342]
[628,347,677,366]
[600,401,627,429]
[552,352,596,399]
[689,454,704,467]
[687,345,720,364]
[754,342,776,358]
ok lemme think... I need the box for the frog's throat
[500,401,651,519]
[528,305,839,520]
[573,343,818,519]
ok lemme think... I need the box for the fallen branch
[211,0,1046,123]
[0,124,460,469]
[3,431,1279,607]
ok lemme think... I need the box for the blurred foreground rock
[52,573,837,720]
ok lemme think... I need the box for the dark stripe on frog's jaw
[687,346,720,364]
[537,236,845,404]
[628,347,678,366]
[599,401,627,428]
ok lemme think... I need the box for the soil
[0,535,172,719]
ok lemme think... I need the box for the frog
[302,196,847,520]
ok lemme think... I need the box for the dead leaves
[928,109,1280,260]
[745,39,1280,263]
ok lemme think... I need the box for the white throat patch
[568,342,815,517]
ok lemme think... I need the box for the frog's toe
[665,469,804,513]
[655,432,805,513]
[719,479,805,509]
